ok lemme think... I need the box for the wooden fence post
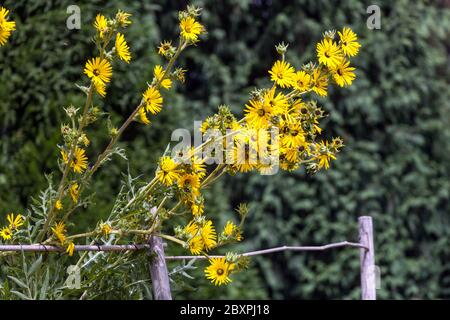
[358,216,376,300]
[148,207,172,300]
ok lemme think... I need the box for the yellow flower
[263,87,289,115]
[66,242,75,256]
[51,221,67,245]
[191,202,204,216]
[311,68,328,97]
[0,227,12,240]
[184,220,199,236]
[61,147,88,174]
[55,200,63,211]
[315,141,337,170]
[115,10,132,27]
[338,27,361,57]
[268,60,295,88]
[115,33,131,63]
[7,213,24,230]
[101,223,112,236]
[154,65,172,89]
[158,40,173,57]
[84,57,112,84]
[293,71,311,92]
[156,156,180,186]
[201,220,217,251]
[0,7,16,46]
[280,118,305,148]
[223,221,236,237]
[316,38,343,68]
[69,183,80,203]
[94,79,106,97]
[81,134,90,147]
[244,99,272,129]
[205,257,234,286]
[93,14,108,39]
[178,174,201,196]
[331,59,356,87]
[142,87,163,115]
[138,107,151,125]
[188,236,203,255]
[180,17,204,42]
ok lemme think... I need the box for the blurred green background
[1,0,450,299]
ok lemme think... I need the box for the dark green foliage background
[1,0,449,299]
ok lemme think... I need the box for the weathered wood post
[148,207,172,300]
[148,235,172,300]
[358,216,376,300]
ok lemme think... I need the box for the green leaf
[11,290,31,300]
[7,276,28,290]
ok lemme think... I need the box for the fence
[0,216,376,300]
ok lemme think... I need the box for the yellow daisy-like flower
[115,33,131,63]
[244,99,272,129]
[311,68,328,97]
[101,223,112,236]
[115,10,132,27]
[263,87,289,115]
[7,213,24,230]
[184,220,198,236]
[201,220,217,251]
[93,14,108,39]
[316,38,343,68]
[84,57,112,84]
[188,236,204,255]
[66,242,75,256]
[178,174,201,197]
[94,79,106,97]
[281,118,305,148]
[61,147,88,174]
[180,17,204,42]
[138,107,151,125]
[0,227,12,240]
[51,221,67,245]
[69,183,80,203]
[315,141,337,170]
[191,202,204,216]
[142,86,163,115]
[205,257,234,286]
[293,70,311,92]
[331,59,356,87]
[156,156,180,186]
[55,200,63,211]
[81,134,90,147]
[269,60,295,88]
[223,221,237,237]
[154,65,172,90]
[158,40,173,57]
[0,7,16,46]
[338,27,361,57]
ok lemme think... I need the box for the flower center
[337,68,343,76]
[217,268,224,276]
[93,69,100,76]
[257,109,266,117]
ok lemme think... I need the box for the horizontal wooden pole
[0,241,367,256]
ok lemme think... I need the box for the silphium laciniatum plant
[0,5,361,298]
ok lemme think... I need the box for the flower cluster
[0,5,360,290]
[0,6,16,46]
[149,27,360,285]
[0,213,24,241]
